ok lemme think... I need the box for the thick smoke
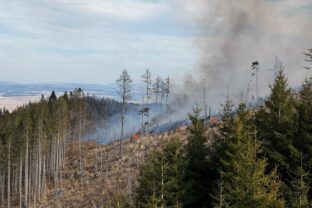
[87,1,312,142]
[171,0,312,109]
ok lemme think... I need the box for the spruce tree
[295,78,312,198]
[289,155,310,208]
[136,139,184,208]
[181,107,210,207]
[215,109,285,207]
[213,174,229,208]
[255,69,299,179]
[206,97,236,207]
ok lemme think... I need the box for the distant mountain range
[0,81,145,101]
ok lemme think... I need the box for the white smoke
[170,0,312,108]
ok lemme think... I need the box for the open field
[0,95,42,111]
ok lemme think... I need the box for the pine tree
[136,139,184,207]
[213,174,229,208]
[206,97,236,206]
[216,110,285,208]
[295,78,312,199]
[181,107,210,207]
[255,69,299,179]
[289,154,310,208]
[219,97,235,139]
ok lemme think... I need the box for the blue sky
[0,0,311,91]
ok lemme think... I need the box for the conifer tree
[289,155,310,208]
[213,174,229,208]
[136,139,184,208]
[181,107,210,207]
[215,108,285,208]
[206,97,236,206]
[295,78,312,194]
[255,69,299,178]
[219,97,235,139]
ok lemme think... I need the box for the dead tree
[153,75,162,126]
[160,79,166,116]
[251,61,260,101]
[304,49,312,75]
[142,69,152,128]
[116,70,132,158]
[164,76,170,120]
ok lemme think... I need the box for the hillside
[38,126,191,207]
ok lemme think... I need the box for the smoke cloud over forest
[170,0,312,108]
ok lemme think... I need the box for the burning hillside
[38,126,192,207]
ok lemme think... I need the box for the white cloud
[0,0,194,84]
[0,0,310,101]
[70,0,168,21]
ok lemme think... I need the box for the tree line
[135,50,312,207]
[116,69,170,158]
[0,88,125,207]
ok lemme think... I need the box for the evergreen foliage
[206,97,236,207]
[289,155,310,208]
[255,70,299,178]
[295,78,312,198]
[135,139,184,207]
[217,111,285,207]
[180,107,210,208]
[0,89,129,207]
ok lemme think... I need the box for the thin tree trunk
[155,94,158,127]
[7,141,11,208]
[120,99,125,158]
[160,95,163,116]
[146,82,150,125]
[165,95,168,120]
[0,175,4,207]
[161,157,164,208]
[38,119,42,197]
[42,155,46,196]
[79,114,82,173]
[25,130,29,207]
[19,158,23,208]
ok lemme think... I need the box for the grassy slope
[39,126,190,207]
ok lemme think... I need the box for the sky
[0,0,196,84]
[0,0,311,91]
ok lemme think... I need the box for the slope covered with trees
[0,51,311,207]
[0,88,130,207]
[135,69,312,207]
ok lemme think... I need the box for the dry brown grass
[38,126,191,207]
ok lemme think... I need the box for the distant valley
[0,81,144,111]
